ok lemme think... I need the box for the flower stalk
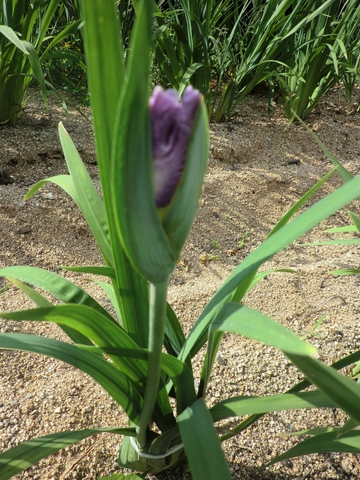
[136,278,169,448]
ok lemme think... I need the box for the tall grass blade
[0,427,136,480]
[0,334,143,421]
[180,173,360,361]
[211,304,315,355]
[178,399,232,480]
[268,430,360,465]
[210,390,335,422]
[286,354,360,424]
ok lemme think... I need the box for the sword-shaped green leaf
[0,427,135,480]
[178,399,232,480]
[180,173,360,362]
[286,354,360,424]
[58,122,114,265]
[80,0,150,348]
[211,304,315,355]
[0,266,112,320]
[268,430,360,466]
[210,390,335,422]
[0,306,146,381]
[0,333,143,421]
[111,0,178,283]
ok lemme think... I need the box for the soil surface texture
[1,87,360,479]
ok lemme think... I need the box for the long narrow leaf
[0,306,146,381]
[7,278,89,344]
[178,399,232,480]
[198,330,224,398]
[286,354,360,424]
[180,173,360,361]
[0,25,30,53]
[232,168,336,303]
[81,0,150,348]
[211,304,315,355]
[304,239,360,245]
[220,349,360,441]
[58,123,114,264]
[9,279,52,308]
[22,41,47,102]
[0,266,113,321]
[268,167,337,237]
[268,430,360,465]
[0,334,143,421]
[0,427,135,480]
[210,390,336,422]
[91,280,122,321]
[330,268,360,276]
[325,226,357,233]
[246,268,297,294]
[294,115,355,185]
[63,266,116,278]
[80,0,124,170]
[25,175,75,201]
[164,303,187,358]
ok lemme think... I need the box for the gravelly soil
[1,87,360,479]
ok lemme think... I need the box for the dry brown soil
[1,87,360,479]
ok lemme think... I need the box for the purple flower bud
[150,86,201,208]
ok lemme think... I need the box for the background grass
[1,0,359,124]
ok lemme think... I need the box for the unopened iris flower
[150,86,201,208]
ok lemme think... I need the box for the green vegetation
[1,0,360,125]
[1,1,360,479]
[0,0,82,125]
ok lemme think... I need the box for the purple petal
[150,86,201,208]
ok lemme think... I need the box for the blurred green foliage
[1,0,360,124]
[0,0,82,125]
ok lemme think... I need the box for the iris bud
[150,86,201,208]
[112,82,208,283]
[159,88,209,257]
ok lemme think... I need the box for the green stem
[136,278,168,448]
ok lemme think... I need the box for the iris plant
[1,1,360,479]
[137,85,202,450]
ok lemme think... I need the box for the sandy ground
[1,87,360,479]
